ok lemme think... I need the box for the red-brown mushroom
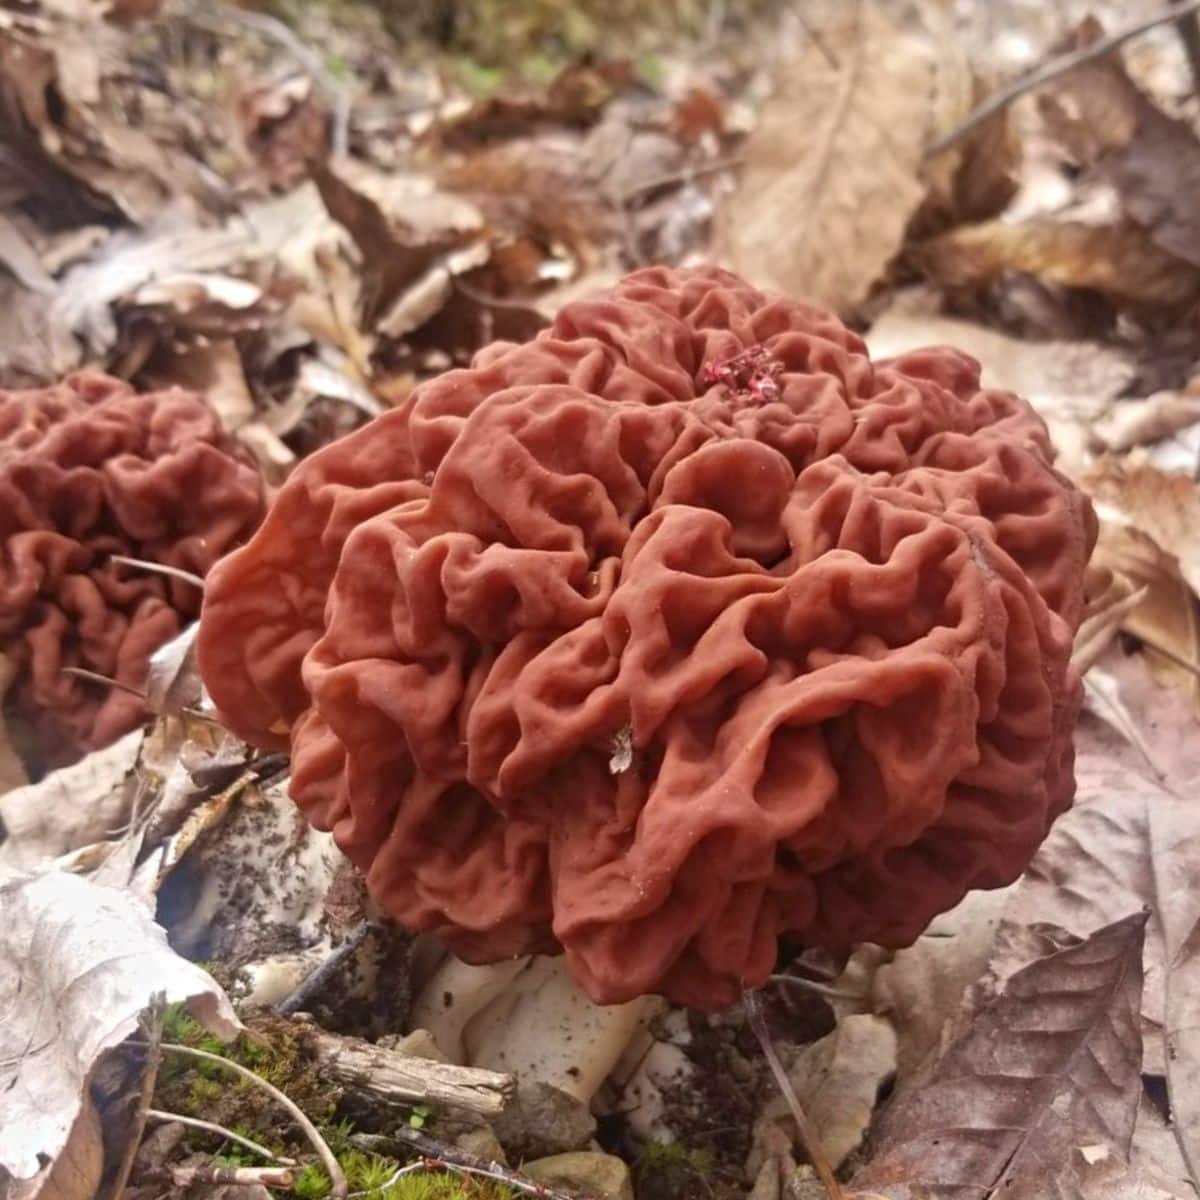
[1,372,266,765]
[198,266,1096,1009]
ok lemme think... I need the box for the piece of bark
[304,1028,514,1118]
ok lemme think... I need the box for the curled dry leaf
[1087,516,1200,701]
[1084,460,1200,599]
[144,623,203,719]
[1094,390,1200,455]
[748,1014,897,1175]
[0,870,238,1192]
[913,218,1200,310]
[0,728,140,873]
[1084,461,1200,698]
[719,0,963,313]
[1073,565,1149,676]
[852,911,1147,1200]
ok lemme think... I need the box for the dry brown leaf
[1040,18,1200,273]
[1010,650,1200,1078]
[144,623,202,718]
[0,14,218,224]
[315,157,487,328]
[852,912,1147,1200]
[869,886,1014,1092]
[914,218,1200,309]
[718,1,957,314]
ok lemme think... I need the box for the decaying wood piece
[304,1028,515,1118]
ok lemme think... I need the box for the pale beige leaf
[5,1095,105,1200]
[0,870,238,1189]
[749,1015,897,1174]
[1095,391,1200,454]
[1073,566,1148,675]
[0,729,139,873]
[718,2,947,313]
[1084,461,1200,600]
[1087,516,1200,702]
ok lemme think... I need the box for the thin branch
[61,667,145,699]
[926,0,1200,157]
[108,1002,166,1197]
[744,988,846,1200]
[767,974,864,1002]
[145,1109,296,1165]
[159,1042,348,1198]
[620,154,743,204]
[141,1163,295,1189]
[60,667,222,728]
[274,920,378,1017]
[390,1128,581,1200]
[109,555,205,590]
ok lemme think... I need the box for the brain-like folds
[199,267,1096,1007]
[1,373,265,761]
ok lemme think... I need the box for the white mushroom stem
[410,954,661,1104]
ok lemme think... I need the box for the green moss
[377,1168,516,1198]
[152,1007,517,1198]
[293,1165,333,1199]
[155,1007,340,1163]
[634,1138,717,1200]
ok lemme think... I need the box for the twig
[767,975,863,1002]
[159,1042,348,1198]
[109,554,205,590]
[926,0,1200,157]
[142,1163,295,1189]
[108,1001,167,1197]
[389,1129,580,1200]
[60,667,222,727]
[145,1109,296,1165]
[787,0,842,71]
[274,921,378,1016]
[620,155,743,204]
[62,666,145,699]
[743,988,846,1200]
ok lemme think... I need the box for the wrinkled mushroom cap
[0,372,265,762]
[198,267,1096,1009]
